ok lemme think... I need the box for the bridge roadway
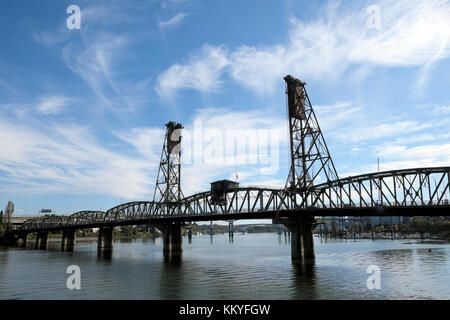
[14,166,450,262]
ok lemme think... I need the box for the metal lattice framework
[18,76,450,233]
[284,75,340,207]
[313,167,450,208]
[153,121,184,204]
[20,166,450,232]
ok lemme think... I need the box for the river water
[0,233,449,300]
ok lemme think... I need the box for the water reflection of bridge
[15,75,450,263]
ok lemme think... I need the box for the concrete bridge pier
[61,229,76,251]
[34,233,39,249]
[228,221,234,241]
[187,228,193,244]
[275,216,316,263]
[35,231,48,250]
[161,223,183,261]
[97,227,114,257]
[18,233,28,248]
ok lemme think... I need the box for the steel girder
[18,167,450,232]
[65,211,106,225]
[21,211,104,232]
[21,215,69,231]
[313,167,450,209]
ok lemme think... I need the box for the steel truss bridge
[19,76,450,234]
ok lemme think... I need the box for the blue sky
[0,0,449,217]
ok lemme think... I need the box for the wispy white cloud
[32,30,69,45]
[62,33,130,111]
[31,3,153,114]
[434,105,450,114]
[31,3,137,46]
[155,45,229,98]
[314,102,362,131]
[0,106,288,198]
[349,1,450,66]
[334,120,436,143]
[394,132,450,145]
[184,108,288,192]
[302,99,450,176]
[158,12,190,29]
[114,128,165,161]
[36,95,70,115]
[369,142,450,172]
[156,0,450,96]
[114,107,289,195]
[377,143,450,160]
[0,120,157,198]
[420,103,450,115]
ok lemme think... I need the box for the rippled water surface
[0,234,449,300]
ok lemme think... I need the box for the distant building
[367,216,403,226]
[324,216,406,231]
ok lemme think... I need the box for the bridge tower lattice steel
[153,122,184,205]
[284,75,340,207]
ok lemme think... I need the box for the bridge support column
[61,230,76,251]
[228,221,234,241]
[36,231,48,250]
[19,233,28,248]
[188,228,193,244]
[97,227,114,257]
[34,233,39,249]
[161,223,183,261]
[275,216,316,263]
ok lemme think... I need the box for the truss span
[18,167,450,232]
[21,211,105,232]
[312,166,450,209]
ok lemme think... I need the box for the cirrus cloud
[156,0,450,96]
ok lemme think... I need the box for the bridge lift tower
[153,121,184,204]
[284,75,339,207]
[279,75,341,262]
[153,121,185,260]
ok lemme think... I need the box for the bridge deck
[17,204,449,233]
